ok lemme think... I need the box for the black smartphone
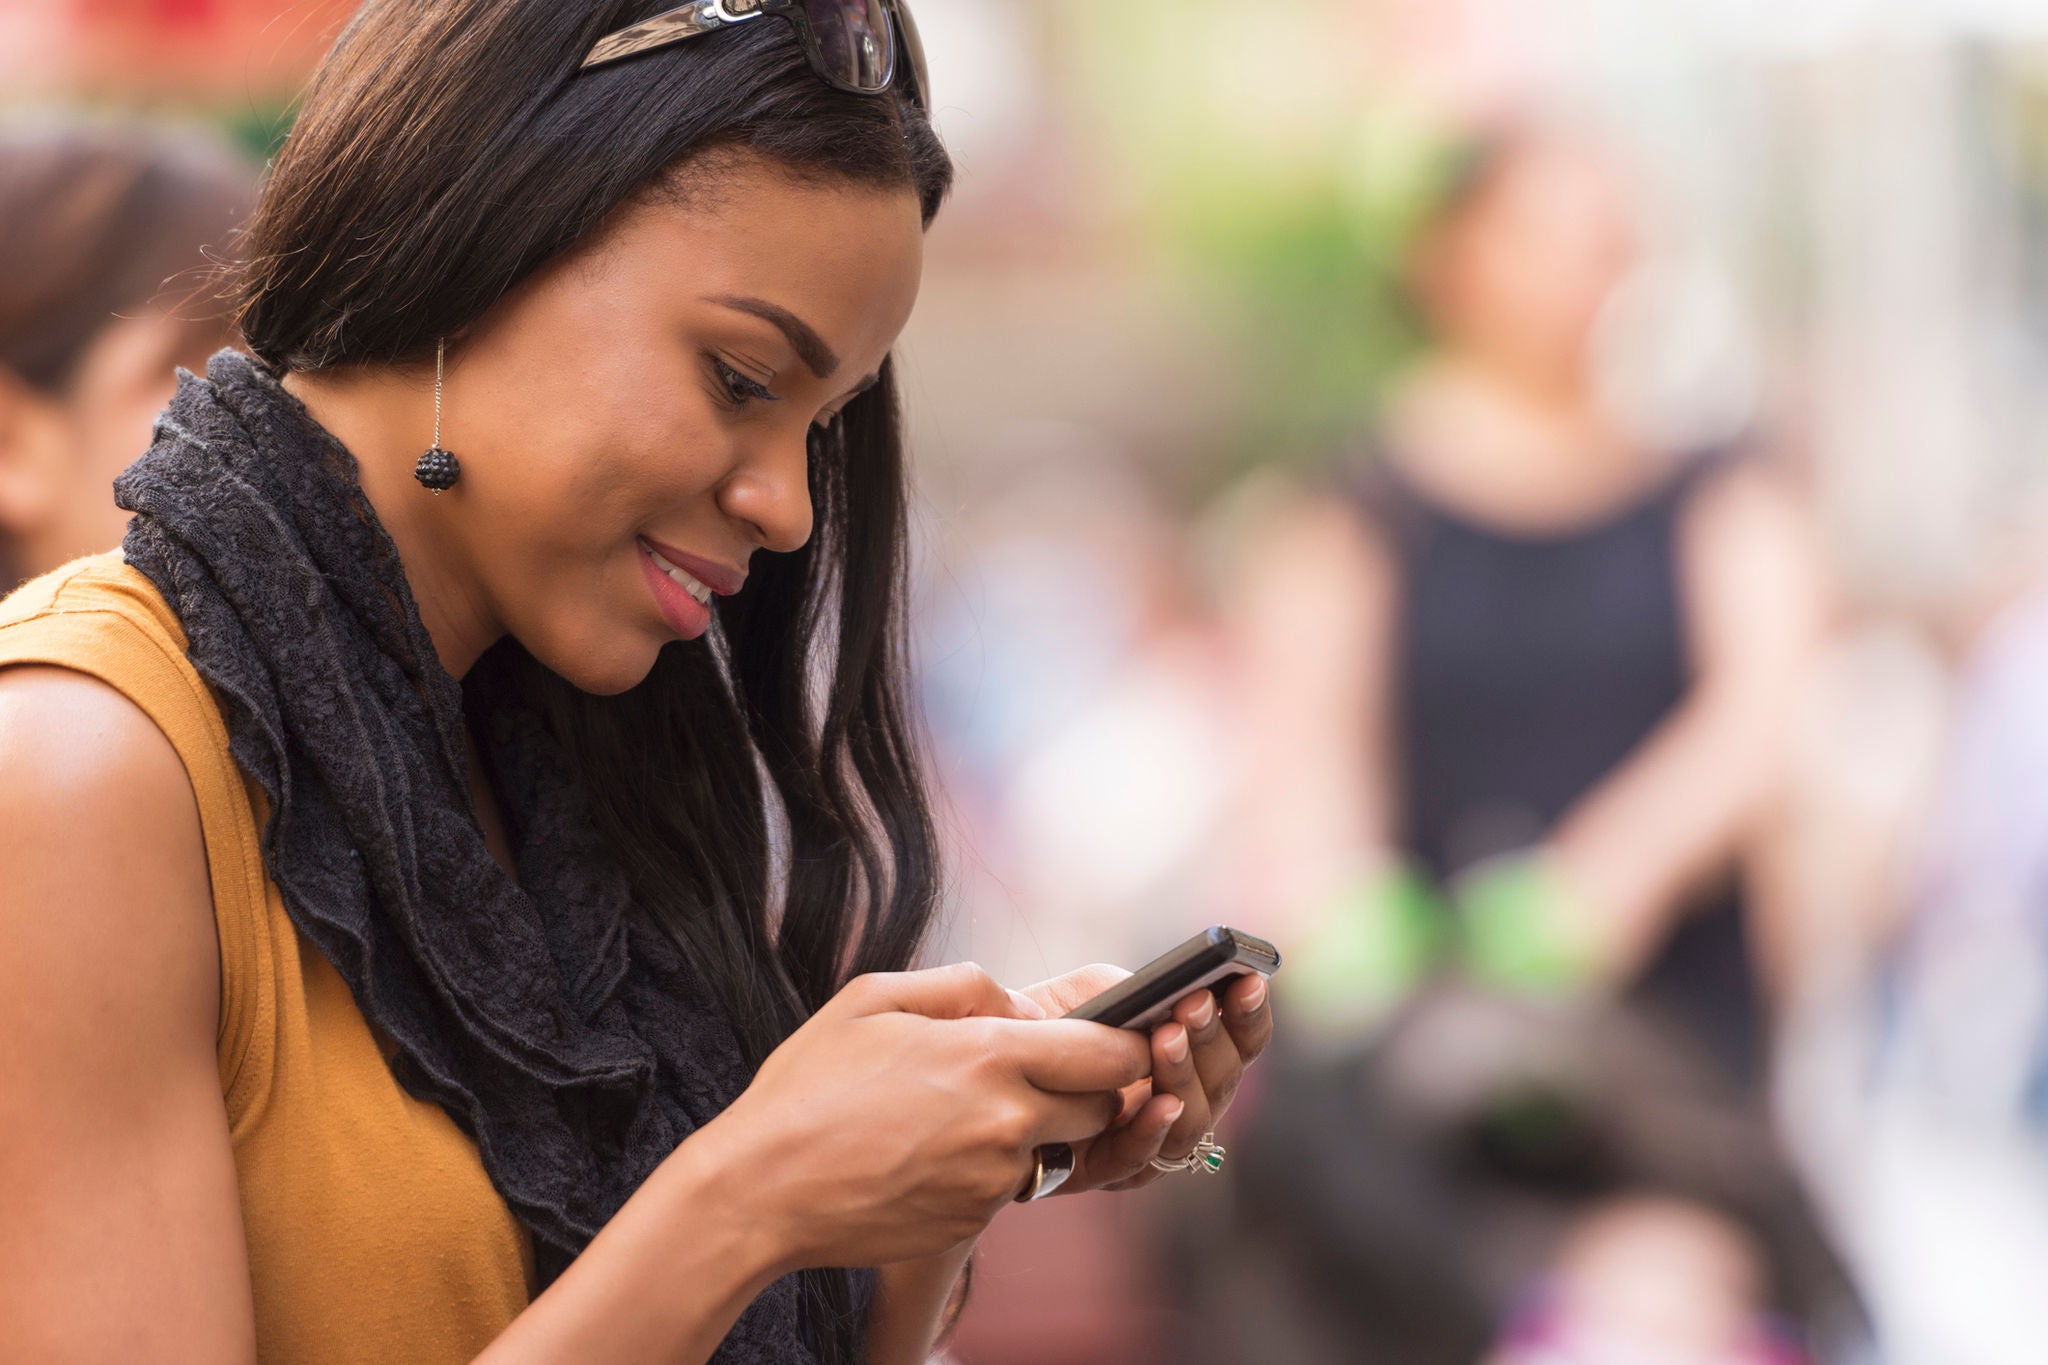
[1064,926,1281,1031]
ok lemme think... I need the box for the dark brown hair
[0,122,249,393]
[232,3,952,1354]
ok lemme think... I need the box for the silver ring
[1015,1142,1076,1202]
[1149,1131,1227,1175]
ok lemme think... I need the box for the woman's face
[0,312,228,586]
[1419,139,1637,378]
[358,152,927,694]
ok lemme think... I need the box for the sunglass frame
[580,0,928,112]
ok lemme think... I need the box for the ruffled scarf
[115,350,857,1361]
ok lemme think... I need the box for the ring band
[1149,1131,1227,1175]
[1015,1141,1076,1202]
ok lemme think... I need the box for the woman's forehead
[573,160,926,358]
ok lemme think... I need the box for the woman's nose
[717,430,815,555]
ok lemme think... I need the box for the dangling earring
[413,338,462,494]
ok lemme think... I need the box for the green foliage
[218,102,297,162]
[1066,0,1465,476]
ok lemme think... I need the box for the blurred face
[1418,139,1637,379]
[0,312,227,584]
[314,152,927,692]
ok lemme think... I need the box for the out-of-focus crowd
[6,2,2048,1363]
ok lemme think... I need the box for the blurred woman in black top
[1204,124,1856,1365]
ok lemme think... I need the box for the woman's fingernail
[1162,1025,1189,1063]
[1007,989,1047,1019]
[1243,978,1267,1012]
[1190,994,1217,1029]
[1161,1098,1185,1125]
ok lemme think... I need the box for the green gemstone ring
[1150,1132,1227,1176]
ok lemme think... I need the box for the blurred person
[0,121,251,590]
[0,5,1273,1364]
[1486,1198,1807,1365]
[1178,123,1857,1365]
[1242,125,1830,1070]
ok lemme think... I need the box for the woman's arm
[1228,491,1404,924]
[0,667,1160,1364]
[1542,464,1830,982]
[473,1116,791,1363]
[0,668,257,1363]
[864,1242,976,1365]
[0,666,796,1364]
[492,966,1153,1364]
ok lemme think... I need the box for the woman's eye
[712,357,780,410]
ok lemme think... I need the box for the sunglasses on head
[579,0,928,111]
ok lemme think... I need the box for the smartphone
[1064,926,1281,1031]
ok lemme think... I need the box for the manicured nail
[1190,994,1216,1029]
[1242,978,1268,1012]
[1161,1098,1185,1125]
[1162,1024,1189,1064]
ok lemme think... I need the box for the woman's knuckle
[960,1019,1005,1069]
[985,1098,1035,1149]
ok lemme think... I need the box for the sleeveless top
[1356,456,1761,1085]
[0,553,535,1361]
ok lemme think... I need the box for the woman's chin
[541,638,667,698]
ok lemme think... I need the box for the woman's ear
[0,365,66,540]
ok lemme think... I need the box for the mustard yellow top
[0,552,535,1362]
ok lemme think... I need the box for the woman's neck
[282,366,504,680]
[1383,351,1650,532]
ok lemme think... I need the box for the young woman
[0,123,251,591]
[0,4,1271,1362]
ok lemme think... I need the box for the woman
[1242,124,1826,1073]
[0,3,1270,1362]
[1206,126,1847,1363]
[0,123,251,590]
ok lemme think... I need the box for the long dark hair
[233,1,952,1351]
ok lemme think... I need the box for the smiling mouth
[641,542,715,606]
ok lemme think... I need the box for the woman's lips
[638,540,712,639]
[640,536,746,597]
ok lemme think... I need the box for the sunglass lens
[893,0,929,109]
[801,0,895,93]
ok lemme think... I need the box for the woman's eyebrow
[705,294,839,379]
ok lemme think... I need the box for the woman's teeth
[645,546,714,606]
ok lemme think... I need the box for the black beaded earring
[413,338,461,494]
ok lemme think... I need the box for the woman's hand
[702,962,1152,1275]
[1016,964,1274,1193]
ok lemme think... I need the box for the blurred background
[7,1,2048,1361]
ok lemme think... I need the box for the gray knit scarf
[115,349,862,1361]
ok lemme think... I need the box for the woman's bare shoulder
[0,664,255,1356]
[0,658,220,1029]
[0,657,222,1052]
